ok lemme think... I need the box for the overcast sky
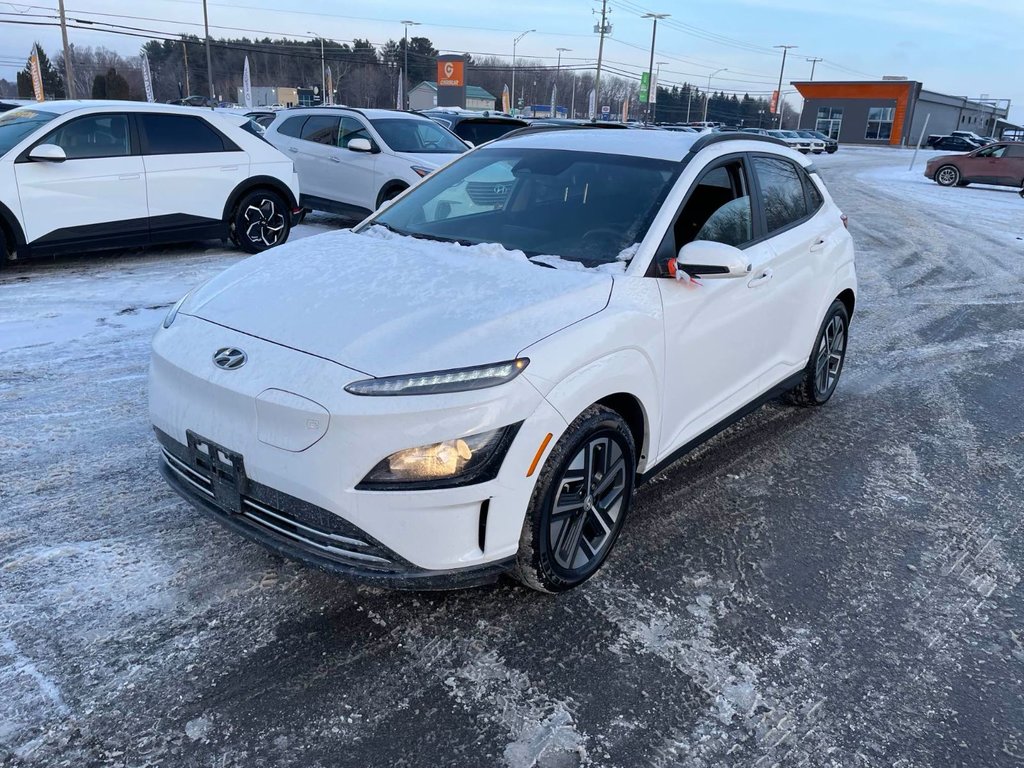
[1,0,1019,123]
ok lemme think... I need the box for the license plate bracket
[186,430,248,513]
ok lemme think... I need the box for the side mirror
[347,137,374,153]
[29,144,67,163]
[674,240,751,280]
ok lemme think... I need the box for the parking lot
[2,146,1023,767]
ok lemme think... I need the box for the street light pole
[806,57,822,81]
[401,20,419,110]
[307,32,325,105]
[702,67,727,123]
[511,29,535,117]
[57,0,75,98]
[594,0,609,119]
[641,12,668,124]
[202,0,215,100]
[773,44,797,127]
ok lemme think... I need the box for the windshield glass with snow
[0,109,58,156]
[370,148,680,267]
[370,118,467,154]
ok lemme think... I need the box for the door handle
[287,147,298,153]
[118,174,140,180]
[748,268,773,287]
[329,156,342,163]
[809,236,829,253]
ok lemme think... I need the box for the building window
[865,107,895,140]
[815,106,843,140]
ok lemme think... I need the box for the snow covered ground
[1,148,1023,767]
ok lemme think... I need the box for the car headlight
[410,165,433,178]
[344,359,529,396]
[357,424,521,489]
[162,291,192,329]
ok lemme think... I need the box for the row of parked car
[0,99,849,267]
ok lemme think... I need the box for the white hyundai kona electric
[151,128,857,592]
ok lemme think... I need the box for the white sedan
[151,128,857,592]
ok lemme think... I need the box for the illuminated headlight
[162,292,192,329]
[344,359,529,396]
[357,424,521,489]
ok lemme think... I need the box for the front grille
[239,497,396,570]
[159,437,404,574]
[466,180,512,207]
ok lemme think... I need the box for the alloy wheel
[244,198,286,247]
[548,434,628,572]
[936,167,958,186]
[814,314,846,397]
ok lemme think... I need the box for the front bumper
[156,428,514,589]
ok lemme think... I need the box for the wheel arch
[595,393,648,472]
[836,288,856,320]
[222,176,297,222]
[376,180,410,209]
[0,199,26,256]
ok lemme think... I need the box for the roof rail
[687,132,788,154]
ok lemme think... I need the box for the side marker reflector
[526,433,553,478]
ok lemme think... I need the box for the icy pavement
[2,150,1024,767]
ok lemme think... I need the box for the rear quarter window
[140,114,234,154]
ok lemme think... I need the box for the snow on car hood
[185,228,612,376]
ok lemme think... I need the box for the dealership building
[793,79,1018,145]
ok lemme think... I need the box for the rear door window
[752,156,809,234]
[276,116,306,137]
[300,115,340,146]
[140,114,232,154]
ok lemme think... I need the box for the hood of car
[926,154,962,166]
[185,229,612,377]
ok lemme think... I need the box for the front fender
[526,347,661,473]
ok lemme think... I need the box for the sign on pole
[769,89,780,114]
[650,71,657,104]
[588,88,596,119]
[638,71,650,104]
[242,56,252,108]
[141,54,155,102]
[29,45,44,102]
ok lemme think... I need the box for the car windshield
[0,108,58,156]
[370,117,467,154]
[367,147,680,268]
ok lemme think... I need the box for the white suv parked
[0,101,301,264]
[150,129,856,592]
[264,107,467,219]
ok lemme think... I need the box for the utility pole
[57,0,74,98]
[182,41,191,96]
[773,45,797,127]
[401,20,419,110]
[593,0,609,120]
[511,29,534,117]
[202,0,215,101]
[307,32,325,104]
[641,12,668,124]
[806,57,822,81]
[552,46,571,118]
[703,67,727,123]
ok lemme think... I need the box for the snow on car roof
[12,100,228,116]
[482,127,706,162]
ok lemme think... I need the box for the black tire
[935,165,960,187]
[513,405,636,593]
[785,300,850,407]
[231,189,290,254]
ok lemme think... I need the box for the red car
[925,142,1024,196]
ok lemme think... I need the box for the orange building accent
[794,81,916,146]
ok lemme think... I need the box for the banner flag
[242,56,253,108]
[142,54,155,102]
[29,46,44,102]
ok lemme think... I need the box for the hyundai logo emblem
[213,347,247,370]
[493,184,509,196]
